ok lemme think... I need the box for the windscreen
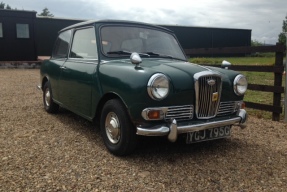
[100,26,186,60]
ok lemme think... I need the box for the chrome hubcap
[44,88,51,107]
[105,112,121,144]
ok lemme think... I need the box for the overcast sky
[6,0,287,44]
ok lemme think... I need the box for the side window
[52,30,72,58]
[70,27,98,59]
[0,23,3,38]
[16,24,29,38]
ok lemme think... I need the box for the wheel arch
[94,92,129,124]
[41,76,49,91]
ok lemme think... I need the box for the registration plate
[186,126,231,144]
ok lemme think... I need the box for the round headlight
[147,73,169,100]
[234,74,248,96]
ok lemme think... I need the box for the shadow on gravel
[130,136,246,160]
[48,107,287,189]
[53,108,104,147]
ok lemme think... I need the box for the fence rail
[184,43,286,121]
[184,43,285,55]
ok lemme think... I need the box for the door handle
[60,66,67,70]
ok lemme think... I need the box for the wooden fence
[184,43,286,121]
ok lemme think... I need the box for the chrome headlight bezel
[233,74,248,96]
[147,73,169,100]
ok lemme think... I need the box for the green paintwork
[98,58,242,123]
[40,20,245,127]
[58,60,96,117]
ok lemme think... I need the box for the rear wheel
[43,81,59,113]
[100,99,138,156]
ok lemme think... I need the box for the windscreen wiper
[145,52,173,58]
[145,52,186,61]
[107,50,150,57]
[107,50,131,55]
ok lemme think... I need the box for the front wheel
[43,81,59,113]
[100,99,138,156]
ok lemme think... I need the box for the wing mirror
[130,52,142,67]
[222,60,232,69]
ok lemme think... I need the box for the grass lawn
[189,56,286,120]
[189,56,276,66]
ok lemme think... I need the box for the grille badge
[212,92,219,102]
[207,79,216,86]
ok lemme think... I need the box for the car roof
[59,19,172,33]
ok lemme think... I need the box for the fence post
[284,33,287,123]
[273,43,284,121]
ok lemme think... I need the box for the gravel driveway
[1,69,287,191]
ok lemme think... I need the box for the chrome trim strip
[141,107,168,120]
[191,63,213,72]
[141,105,193,121]
[193,71,222,81]
[217,101,242,116]
[168,119,177,142]
[137,109,247,142]
[194,71,222,119]
[176,117,241,133]
[147,73,169,101]
[137,126,170,136]
[233,74,248,96]
[137,117,240,136]
[165,105,193,120]
[238,109,248,128]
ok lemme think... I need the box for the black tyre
[100,99,138,156]
[43,81,59,113]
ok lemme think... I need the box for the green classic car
[38,20,248,156]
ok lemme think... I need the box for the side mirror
[222,60,232,69]
[130,52,142,67]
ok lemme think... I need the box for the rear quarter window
[52,30,72,58]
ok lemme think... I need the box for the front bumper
[136,109,247,142]
[37,85,42,90]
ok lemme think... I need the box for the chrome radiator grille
[218,101,241,116]
[195,72,222,119]
[165,105,193,121]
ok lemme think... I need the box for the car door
[46,30,72,102]
[58,27,98,118]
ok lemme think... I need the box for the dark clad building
[160,25,251,56]
[0,9,37,61]
[161,25,251,49]
[34,18,251,56]
[0,9,252,61]
[35,17,83,56]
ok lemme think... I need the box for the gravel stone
[1,69,287,191]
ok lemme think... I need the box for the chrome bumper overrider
[136,109,247,142]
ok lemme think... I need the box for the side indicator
[147,110,163,120]
[241,102,246,109]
